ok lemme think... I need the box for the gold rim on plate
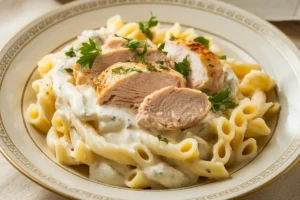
[0,0,299,200]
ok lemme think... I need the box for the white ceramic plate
[0,0,299,199]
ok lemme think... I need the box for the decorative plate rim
[0,0,299,200]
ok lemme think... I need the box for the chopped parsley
[112,66,123,74]
[159,65,168,70]
[136,44,148,63]
[208,89,238,112]
[170,35,178,41]
[218,55,227,60]
[194,36,210,48]
[111,66,142,74]
[147,66,158,72]
[157,135,169,144]
[139,13,158,40]
[174,56,189,78]
[76,38,101,70]
[65,47,76,57]
[205,168,211,173]
[64,68,73,75]
[119,36,148,63]
[125,39,145,50]
[158,42,167,55]
[200,89,210,94]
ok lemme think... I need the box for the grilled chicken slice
[75,48,167,79]
[137,86,211,130]
[95,62,185,108]
[164,40,224,93]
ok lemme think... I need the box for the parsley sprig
[158,42,167,55]
[76,38,101,70]
[194,36,210,48]
[207,89,237,112]
[174,56,190,79]
[65,47,76,57]
[112,66,142,74]
[119,35,148,63]
[218,55,227,60]
[139,14,158,40]
[169,35,178,41]
[157,135,169,144]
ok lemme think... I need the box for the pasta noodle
[244,118,271,137]
[239,70,276,96]
[235,138,258,163]
[25,104,51,133]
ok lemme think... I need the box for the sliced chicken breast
[137,86,211,130]
[95,62,185,108]
[76,48,167,79]
[164,40,224,93]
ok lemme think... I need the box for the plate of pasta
[0,0,300,200]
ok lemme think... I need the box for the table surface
[0,1,299,200]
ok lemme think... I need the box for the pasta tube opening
[178,138,199,159]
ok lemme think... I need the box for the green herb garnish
[147,65,158,72]
[111,66,142,74]
[76,38,101,69]
[157,135,169,144]
[158,42,167,55]
[170,35,178,41]
[136,44,148,63]
[156,61,164,65]
[125,39,145,50]
[205,168,211,173]
[159,65,168,70]
[194,36,210,48]
[139,13,158,40]
[122,68,142,74]
[64,68,73,75]
[112,66,123,74]
[174,56,189,78]
[218,55,227,60]
[208,89,238,112]
[65,47,76,57]
[120,36,148,63]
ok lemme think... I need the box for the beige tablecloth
[0,1,299,200]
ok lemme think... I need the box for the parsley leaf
[194,36,210,48]
[200,89,210,95]
[136,44,148,63]
[125,39,145,50]
[157,135,169,144]
[170,35,178,41]
[112,66,123,74]
[205,168,211,173]
[76,38,101,69]
[158,42,167,55]
[174,56,189,78]
[218,55,227,60]
[147,65,158,72]
[159,65,169,70]
[208,89,238,112]
[64,68,73,75]
[111,66,142,74]
[122,68,142,74]
[139,14,158,40]
[65,47,76,57]
[120,36,148,63]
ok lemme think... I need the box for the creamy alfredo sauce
[48,31,239,187]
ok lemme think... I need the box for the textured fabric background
[0,0,299,199]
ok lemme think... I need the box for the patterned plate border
[0,0,299,200]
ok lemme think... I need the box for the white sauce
[45,29,241,188]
